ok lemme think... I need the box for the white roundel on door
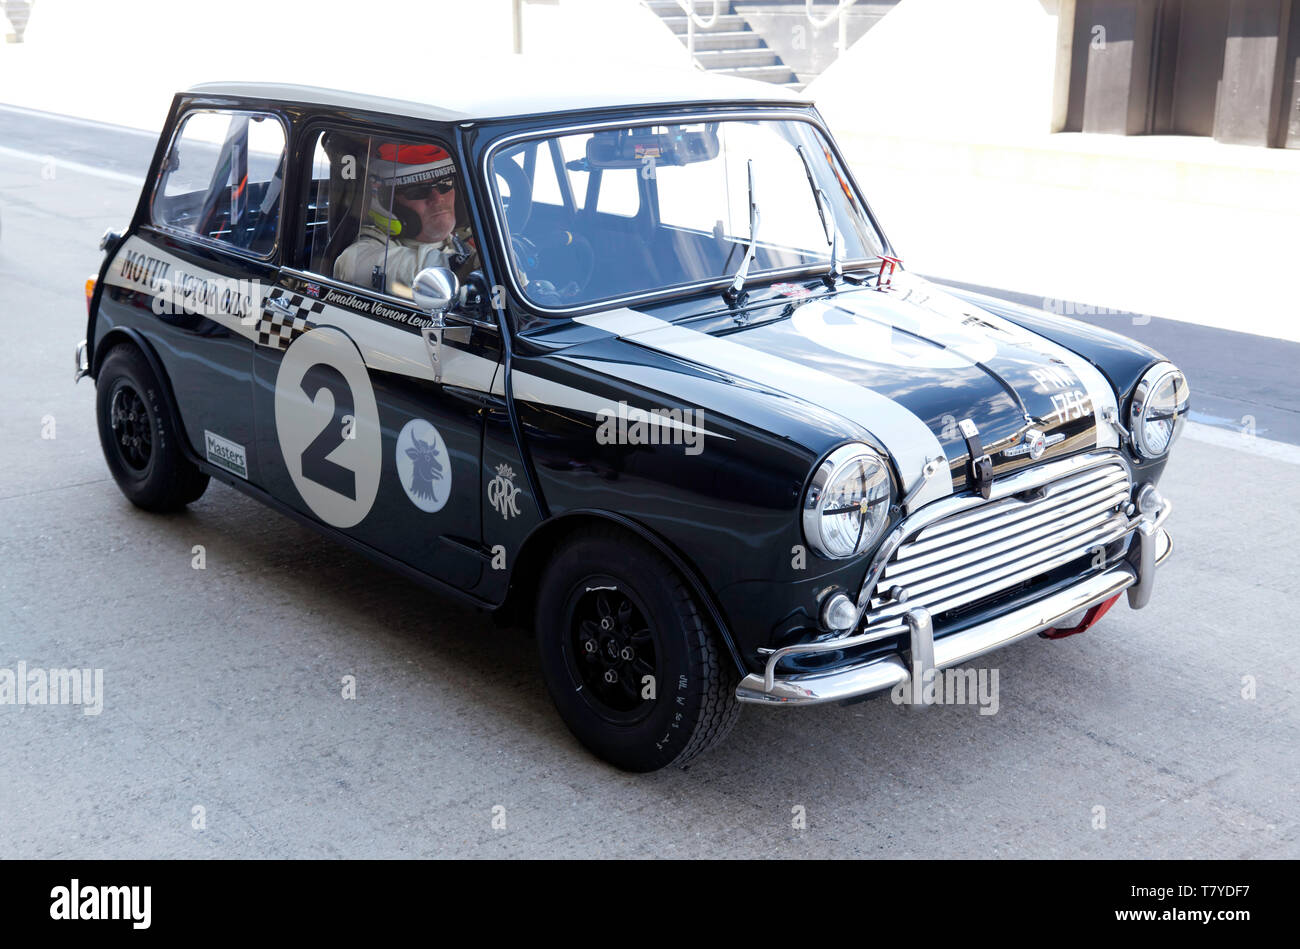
[274,326,382,528]
[395,418,452,513]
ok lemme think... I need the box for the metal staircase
[645,0,802,88]
[643,1,899,91]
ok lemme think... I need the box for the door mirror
[412,267,459,314]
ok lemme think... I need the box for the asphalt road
[1,106,1296,858]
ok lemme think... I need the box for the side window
[528,141,565,209]
[302,129,477,301]
[152,111,286,256]
[303,130,371,280]
[595,169,641,217]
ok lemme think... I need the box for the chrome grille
[866,461,1132,634]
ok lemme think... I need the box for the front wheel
[95,344,209,511]
[535,528,740,772]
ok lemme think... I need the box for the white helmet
[367,142,458,237]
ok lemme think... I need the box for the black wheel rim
[565,580,659,725]
[109,383,152,472]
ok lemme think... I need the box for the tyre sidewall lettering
[274,326,381,529]
[538,539,714,769]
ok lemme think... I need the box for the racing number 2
[274,326,382,529]
[299,363,356,500]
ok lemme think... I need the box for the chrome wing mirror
[414,267,471,383]
[413,266,458,313]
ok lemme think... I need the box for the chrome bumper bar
[736,501,1173,707]
[74,339,89,383]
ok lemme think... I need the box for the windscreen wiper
[722,159,760,306]
[797,144,840,289]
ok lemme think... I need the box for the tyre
[95,344,209,511]
[535,527,740,771]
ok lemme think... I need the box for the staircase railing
[665,0,865,83]
[674,0,723,66]
[804,0,860,62]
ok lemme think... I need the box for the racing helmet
[366,142,458,238]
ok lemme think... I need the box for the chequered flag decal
[255,288,325,350]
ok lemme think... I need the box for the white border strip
[907,279,1121,450]
[104,235,498,391]
[0,144,142,185]
[0,103,159,136]
[576,308,954,510]
[1182,420,1300,466]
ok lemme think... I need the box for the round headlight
[802,444,893,559]
[1129,363,1189,459]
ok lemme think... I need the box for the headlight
[802,444,893,559]
[1129,363,1189,458]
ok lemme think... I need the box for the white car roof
[187,55,811,124]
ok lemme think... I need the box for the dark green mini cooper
[80,64,1186,770]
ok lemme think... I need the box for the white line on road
[0,102,158,136]
[1183,420,1300,466]
[0,144,142,185]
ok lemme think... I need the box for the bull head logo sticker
[395,419,451,513]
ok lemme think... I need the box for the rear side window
[152,110,287,257]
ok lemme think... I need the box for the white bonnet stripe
[575,308,953,511]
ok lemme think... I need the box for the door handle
[267,294,296,315]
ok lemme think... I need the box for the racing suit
[334,224,477,300]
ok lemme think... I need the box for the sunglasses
[396,178,457,200]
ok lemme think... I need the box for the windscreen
[489,118,884,310]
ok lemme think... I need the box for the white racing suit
[333,224,476,300]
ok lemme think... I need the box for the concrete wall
[803,0,1300,341]
[1215,0,1292,145]
[523,0,688,70]
[1078,0,1159,135]
[808,0,1066,143]
[0,0,686,131]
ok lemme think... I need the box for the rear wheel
[535,527,740,771]
[96,345,208,511]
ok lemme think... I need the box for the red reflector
[1039,593,1120,640]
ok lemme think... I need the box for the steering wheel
[510,234,542,275]
[512,231,596,304]
[494,159,533,232]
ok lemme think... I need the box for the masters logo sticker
[204,430,248,479]
[395,419,452,513]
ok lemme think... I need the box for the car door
[103,108,288,484]
[249,123,500,591]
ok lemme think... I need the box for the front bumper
[74,339,89,382]
[736,494,1173,707]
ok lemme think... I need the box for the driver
[334,142,478,299]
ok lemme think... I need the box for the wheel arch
[503,509,746,676]
[92,327,195,463]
